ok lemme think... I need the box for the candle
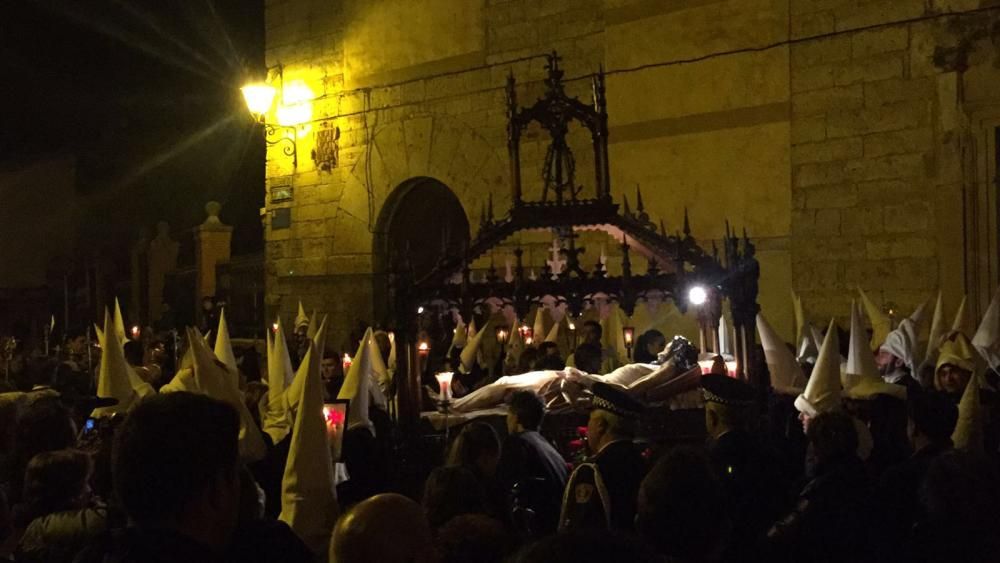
[435,371,454,402]
[271,322,279,333]
[495,327,509,345]
[725,360,739,378]
[622,326,635,347]
[418,341,430,356]
[342,353,352,372]
[698,359,715,375]
[387,331,395,344]
[131,325,141,340]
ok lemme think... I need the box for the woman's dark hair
[447,422,500,469]
[515,348,540,375]
[635,330,666,363]
[8,397,78,504]
[807,411,859,464]
[422,466,488,528]
[507,391,545,431]
[18,449,92,526]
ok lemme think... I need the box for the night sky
[0,0,265,256]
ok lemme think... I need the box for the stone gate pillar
[147,221,179,323]
[194,201,232,302]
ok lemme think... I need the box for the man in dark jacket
[703,374,787,562]
[767,410,875,563]
[497,390,567,535]
[876,391,957,562]
[560,382,646,532]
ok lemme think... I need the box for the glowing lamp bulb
[241,83,277,116]
[417,306,425,314]
[688,285,708,306]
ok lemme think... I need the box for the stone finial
[203,201,224,226]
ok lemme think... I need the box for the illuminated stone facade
[263,0,1000,350]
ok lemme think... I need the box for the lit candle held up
[131,325,141,340]
[342,353,352,372]
[435,371,454,402]
[417,341,430,356]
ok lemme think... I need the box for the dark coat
[709,430,789,562]
[15,507,107,563]
[875,442,951,563]
[767,455,875,563]
[497,430,568,535]
[73,528,223,563]
[592,440,647,532]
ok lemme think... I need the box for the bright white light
[688,285,708,306]
[241,83,276,116]
[275,80,313,130]
[417,306,425,314]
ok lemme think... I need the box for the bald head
[330,493,436,563]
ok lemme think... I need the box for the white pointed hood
[859,287,891,351]
[952,295,974,337]
[460,318,493,373]
[279,340,339,555]
[757,313,807,395]
[214,308,239,379]
[337,328,388,433]
[295,301,309,330]
[718,314,734,357]
[792,289,805,346]
[312,315,328,360]
[797,322,819,363]
[794,319,842,417]
[305,310,318,340]
[952,372,984,452]
[113,298,127,346]
[971,286,1000,372]
[263,319,295,443]
[187,327,267,462]
[532,307,550,347]
[847,303,906,401]
[93,312,154,417]
[924,291,946,365]
[880,302,925,375]
[448,316,468,356]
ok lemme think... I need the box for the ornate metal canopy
[390,52,759,332]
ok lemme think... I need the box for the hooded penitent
[263,319,295,443]
[936,333,977,379]
[279,340,339,555]
[448,315,468,358]
[757,314,807,396]
[859,287,891,351]
[186,327,267,462]
[879,301,926,380]
[971,286,1000,373]
[337,328,389,434]
[794,319,842,418]
[93,311,155,417]
[797,321,819,364]
[460,318,493,374]
[533,307,551,348]
[845,302,906,401]
[792,289,805,347]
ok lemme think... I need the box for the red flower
[576,426,588,437]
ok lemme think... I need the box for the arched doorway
[373,177,470,323]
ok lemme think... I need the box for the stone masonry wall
[263,0,1000,351]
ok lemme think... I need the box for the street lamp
[241,64,298,167]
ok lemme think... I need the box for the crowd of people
[1,291,1000,563]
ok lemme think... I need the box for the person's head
[701,374,755,439]
[936,363,972,395]
[64,327,87,355]
[113,392,240,549]
[637,446,730,561]
[507,390,545,433]
[331,493,436,563]
[587,383,641,453]
[437,514,509,563]
[875,348,905,376]
[511,530,660,563]
[514,348,540,375]
[635,330,666,363]
[806,410,858,466]
[581,321,602,347]
[447,422,501,478]
[422,466,489,528]
[533,354,565,371]
[321,350,339,381]
[908,391,958,448]
[538,342,560,358]
[13,397,77,485]
[123,340,144,367]
[22,449,93,518]
[572,343,602,375]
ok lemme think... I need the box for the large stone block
[795,160,850,187]
[791,34,853,68]
[791,137,863,164]
[826,100,930,138]
[851,26,909,58]
[791,114,827,144]
[805,184,858,209]
[840,204,885,236]
[864,77,934,107]
[863,128,933,158]
[792,85,864,117]
[866,236,936,260]
[833,53,905,86]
